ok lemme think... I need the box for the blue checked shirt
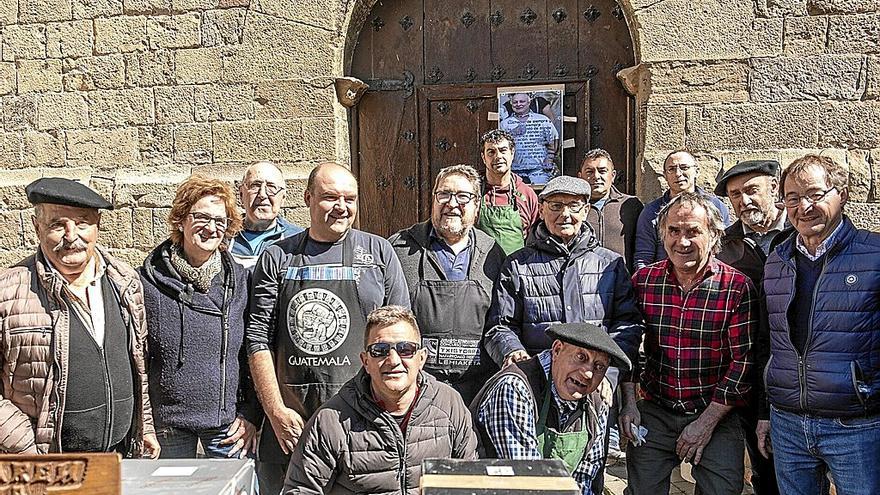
[477,350,608,494]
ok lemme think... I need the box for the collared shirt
[428,227,473,282]
[477,350,607,494]
[795,217,845,261]
[631,259,756,413]
[742,210,788,255]
[48,253,108,347]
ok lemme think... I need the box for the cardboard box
[121,458,255,495]
[420,458,580,495]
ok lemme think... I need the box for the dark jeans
[256,461,286,495]
[626,400,745,495]
[156,424,242,459]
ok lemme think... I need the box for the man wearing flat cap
[0,178,160,457]
[715,159,790,495]
[472,322,632,494]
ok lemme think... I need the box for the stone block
[717,150,783,175]
[47,20,93,58]
[98,208,133,248]
[87,88,154,126]
[0,212,23,248]
[120,178,180,207]
[222,13,337,82]
[173,0,218,11]
[22,130,64,166]
[808,0,880,14]
[301,117,336,161]
[643,104,685,151]
[0,169,42,208]
[0,63,16,94]
[72,0,123,18]
[686,102,819,150]
[827,13,880,54]
[155,85,195,123]
[174,122,212,164]
[36,92,88,129]
[19,0,72,23]
[175,47,224,84]
[131,207,166,249]
[0,131,22,165]
[783,15,828,57]
[844,149,873,201]
[62,55,126,91]
[2,24,47,61]
[138,124,173,154]
[4,95,38,130]
[755,0,808,17]
[637,0,782,62]
[868,55,880,99]
[124,49,174,86]
[0,2,17,25]
[778,148,848,168]
[194,84,254,121]
[255,79,334,118]
[66,128,139,168]
[201,8,246,47]
[751,55,866,102]
[213,119,301,162]
[16,59,62,93]
[94,15,147,54]
[646,61,749,104]
[846,202,880,231]
[147,13,200,50]
[251,0,340,31]
[124,0,172,14]
[819,101,880,148]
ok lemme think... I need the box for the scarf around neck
[169,244,222,292]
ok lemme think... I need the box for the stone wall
[0,0,878,266]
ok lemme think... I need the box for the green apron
[477,187,526,255]
[535,386,592,475]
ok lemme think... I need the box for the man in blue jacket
[761,154,880,495]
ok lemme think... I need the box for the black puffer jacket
[140,240,260,431]
[283,369,478,495]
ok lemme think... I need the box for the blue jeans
[770,406,880,495]
[156,424,242,459]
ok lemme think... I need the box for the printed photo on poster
[497,84,564,186]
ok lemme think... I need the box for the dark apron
[412,244,491,404]
[477,187,525,255]
[536,386,593,475]
[258,232,366,463]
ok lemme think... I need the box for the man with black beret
[0,177,160,457]
[715,160,791,495]
[472,322,632,494]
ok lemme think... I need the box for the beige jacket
[0,246,154,455]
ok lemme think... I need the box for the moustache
[53,239,87,253]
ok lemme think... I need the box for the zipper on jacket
[219,283,230,425]
[101,344,113,452]
[799,258,829,411]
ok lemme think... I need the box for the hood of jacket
[140,239,233,313]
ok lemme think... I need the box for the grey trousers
[625,400,745,495]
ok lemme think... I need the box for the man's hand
[142,432,161,459]
[219,415,258,458]
[268,406,305,455]
[676,416,717,465]
[756,419,772,459]
[618,398,641,445]
[503,350,529,368]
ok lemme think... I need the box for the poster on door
[497,84,564,186]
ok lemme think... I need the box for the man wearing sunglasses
[229,161,303,269]
[283,306,477,494]
[389,165,505,405]
[472,322,631,494]
[761,155,880,495]
[247,163,410,495]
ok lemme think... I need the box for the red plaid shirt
[632,258,756,413]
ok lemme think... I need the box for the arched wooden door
[349,0,636,237]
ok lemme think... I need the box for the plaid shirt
[631,258,756,413]
[476,350,607,494]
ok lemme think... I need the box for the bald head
[240,160,286,230]
[304,162,359,242]
[307,162,357,194]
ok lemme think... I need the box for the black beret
[546,322,631,371]
[715,160,780,197]
[26,177,113,210]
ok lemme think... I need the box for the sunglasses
[365,341,421,358]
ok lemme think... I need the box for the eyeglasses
[188,212,228,231]
[781,187,837,208]
[365,341,421,358]
[665,164,694,174]
[434,191,477,205]
[245,181,285,197]
[543,200,586,214]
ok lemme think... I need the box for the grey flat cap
[538,175,591,201]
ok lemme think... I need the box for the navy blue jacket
[764,218,880,417]
[483,222,644,372]
[140,241,260,431]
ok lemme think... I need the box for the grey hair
[582,148,613,164]
[657,192,726,255]
[781,154,848,193]
[364,305,420,348]
[433,164,481,197]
